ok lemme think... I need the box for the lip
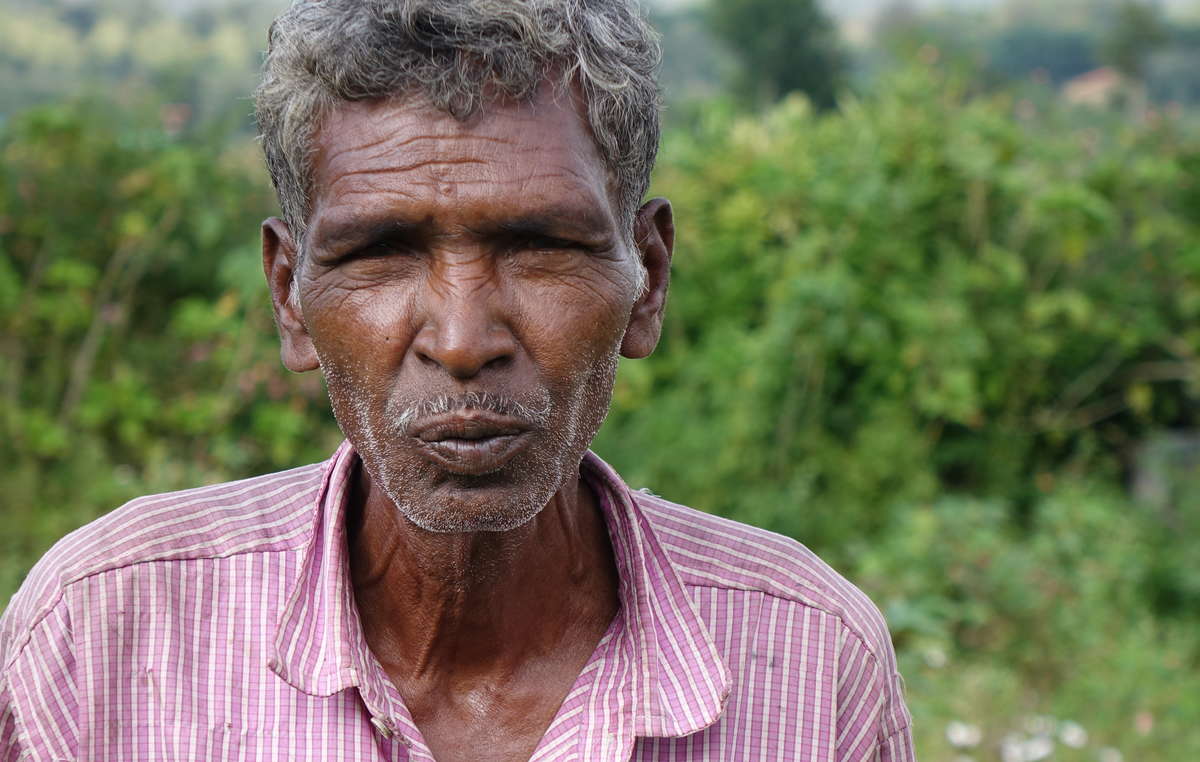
[408,412,534,476]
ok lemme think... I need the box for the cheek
[301,278,420,371]
[513,282,631,380]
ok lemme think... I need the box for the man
[0,1,914,759]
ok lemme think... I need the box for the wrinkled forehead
[307,82,620,220]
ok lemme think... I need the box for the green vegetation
[596,70,1200,758]
[0,101,343,599]
[1102,0,1170,80]
[866,0,1200,107]
[703,0,844,108]
[2,1,1198,760]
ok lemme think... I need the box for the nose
[411,265,517,379]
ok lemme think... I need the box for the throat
[346,464,619,683]
[345,467,619,761]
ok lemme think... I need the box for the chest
[59,619,842,762]
[48,570,849,761]
[393,676,587,762]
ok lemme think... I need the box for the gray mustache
[393,391,552,436]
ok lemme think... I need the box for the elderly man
[0,1,913,760]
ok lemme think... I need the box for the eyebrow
[488,207,613,242]
[311,217,427,253]
[311,203,615,253]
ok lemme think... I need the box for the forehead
[307,88,616,235]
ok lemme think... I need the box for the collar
[269,442,731,739]
[579,451,732,737]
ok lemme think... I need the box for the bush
[2,65,1198,760]
[858,485,1200,759]
[589,65,1200,760]
[0,101,343,596]
[596,67,1200,559]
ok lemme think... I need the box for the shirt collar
[269,441,372,697]
[269,442,731,738]
[579,451,732,737]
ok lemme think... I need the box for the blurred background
[1,0,1198,758]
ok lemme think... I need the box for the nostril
[415,349,440,368]
[484,355,512,371]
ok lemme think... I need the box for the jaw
[325,334,622,536]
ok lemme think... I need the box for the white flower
[1000,734,1025,762]
[945,721,982,748]
[922,647,948,668]
[1001,734,1055,762]
[1024,736,1055,761]
[1022,715,1056,737]
[1098,747,1124,762]
[1059,720,1088,748]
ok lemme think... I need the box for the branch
[56,207,180,428]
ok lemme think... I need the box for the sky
[648,0,997,10]
[157,0,1199,23]
[651,0,1196,20]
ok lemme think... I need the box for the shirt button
[370,716,393,739]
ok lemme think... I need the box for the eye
[326,239,426,282]
[345,238,415,262]
[517,235,585,253]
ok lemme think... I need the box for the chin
[387,474,559,534]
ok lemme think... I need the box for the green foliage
[0,0,271,126]
[987,25,1098,83]
[863,2,1200,112]
[860,485,1200,759]
[598,66,1200,560]
[1102,0,1170,80]
[0,100,343,597]
[704,0,844,109]
[648,5,737,108]
[1,27,1198,759]
[589,64,1200,757]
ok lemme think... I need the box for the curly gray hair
[255,0,663,248]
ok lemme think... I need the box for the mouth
[407,411,534,476]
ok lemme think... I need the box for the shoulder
[1,461,325,665]
[634,490,896,660]
[633,491,913,742]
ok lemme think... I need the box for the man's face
[263,88,671,532]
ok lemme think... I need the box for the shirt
[0,441,914,761]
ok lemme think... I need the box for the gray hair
[255,0,663,250]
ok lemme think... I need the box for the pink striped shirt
[1,442,914,760]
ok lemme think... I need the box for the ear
[621,198,674,359]
[262,217,319,372]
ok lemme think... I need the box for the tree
[1102,0,1168,81]
[648,4,735,107]
[987,25,1098,84]
[704,0,845,109]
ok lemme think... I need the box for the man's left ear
[621,197,674,359]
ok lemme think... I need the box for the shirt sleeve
[1,597,26,762]
[1,589,79,762]
[0,678,23,762]
[879,721,916,762]
[834,627,913,762]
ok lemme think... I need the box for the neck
[346,462,619,687]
